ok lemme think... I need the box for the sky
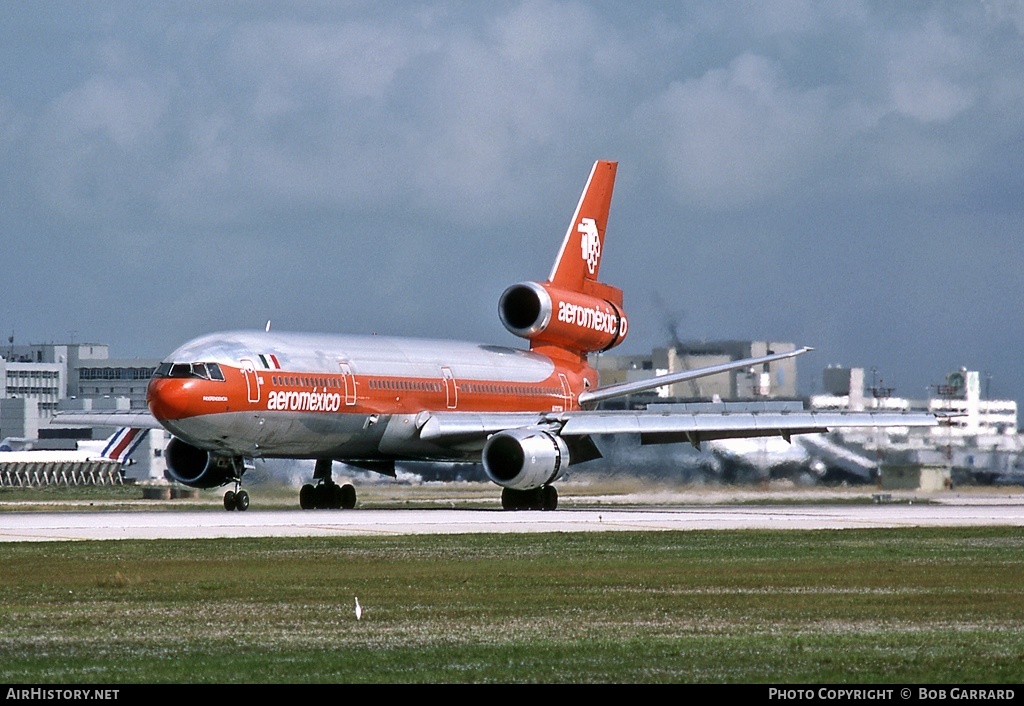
[1,1,1023,406]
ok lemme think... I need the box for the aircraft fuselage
[147,330,595,462]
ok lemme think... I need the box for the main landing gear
[299,481,356,509]
[299,459,357,510]
[501,485,558,511]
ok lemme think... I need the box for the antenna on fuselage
[265,320,271,332]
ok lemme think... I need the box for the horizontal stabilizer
[49,410,163,429]
[578,347,813,406]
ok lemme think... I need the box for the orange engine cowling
[498,281,628,353]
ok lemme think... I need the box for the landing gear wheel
[541,485,558,511]
[224,488,250,511]
[299,481,356,509]
[329,483,343,509]
[501,487,551,511]
[340,483,357,509]
[299,484,315,510]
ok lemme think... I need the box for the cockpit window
[154,362,225,381]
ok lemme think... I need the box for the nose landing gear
[223,486,250,511]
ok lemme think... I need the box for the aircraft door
[441,366,458,409]
[240,359,261,403]
[558,373,573,411]
[338,361,357,406]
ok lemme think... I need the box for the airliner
[68,160,937,511]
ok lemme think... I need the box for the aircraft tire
[235,490,250,512]
[501,487,517,510]
[341,484,357,509]
[223,490,236,512]
[299,484,315,510]
[541,485,558,511]
[329,483,343,510]
[502,487,545,511]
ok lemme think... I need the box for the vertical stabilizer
[498,160,627,362]
[548,160,618,292]
[101,427,149,463]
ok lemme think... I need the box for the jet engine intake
[498,281,627,353]
[482,428,569,490]
[165,437,242,489]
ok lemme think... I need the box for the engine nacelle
[165,437,242,489]
[499,281,627,353]
[482,428,569,490]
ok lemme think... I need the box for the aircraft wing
[417,408,937,453]
[49,410,164,429]
[552,408,936,448]
[418,345,937,455]
[576,347,814,406]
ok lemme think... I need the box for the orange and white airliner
[80,160,936,511]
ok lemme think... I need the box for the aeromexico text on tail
[81,160,937,511]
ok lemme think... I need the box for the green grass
[2,528,1024,683]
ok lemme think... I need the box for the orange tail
[548,160,618,293]
[498,160,627,362]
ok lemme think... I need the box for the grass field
[2,527,1024,683]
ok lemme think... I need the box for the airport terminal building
[1,342,166,482]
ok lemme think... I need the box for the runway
[3,496,1024,542]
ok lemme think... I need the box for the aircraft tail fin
[493,159,622,358]
[498,160,627,360]
[548,160,618,294]
[100,427,149,464]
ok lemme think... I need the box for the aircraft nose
[147,378,193,421]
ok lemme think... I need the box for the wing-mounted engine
[499,281,628,354]
[165,437,244,489]
[481,428,569,490]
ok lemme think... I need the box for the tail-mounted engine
[481,428,569,490]
[499,281,628,354]
[165,437,243,489]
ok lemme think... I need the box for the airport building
[1,343,158,423]
[1,342,166,484]
[593,342,1022,488]
[809,366,1021,486]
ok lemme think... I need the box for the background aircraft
[0,427,147,465]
